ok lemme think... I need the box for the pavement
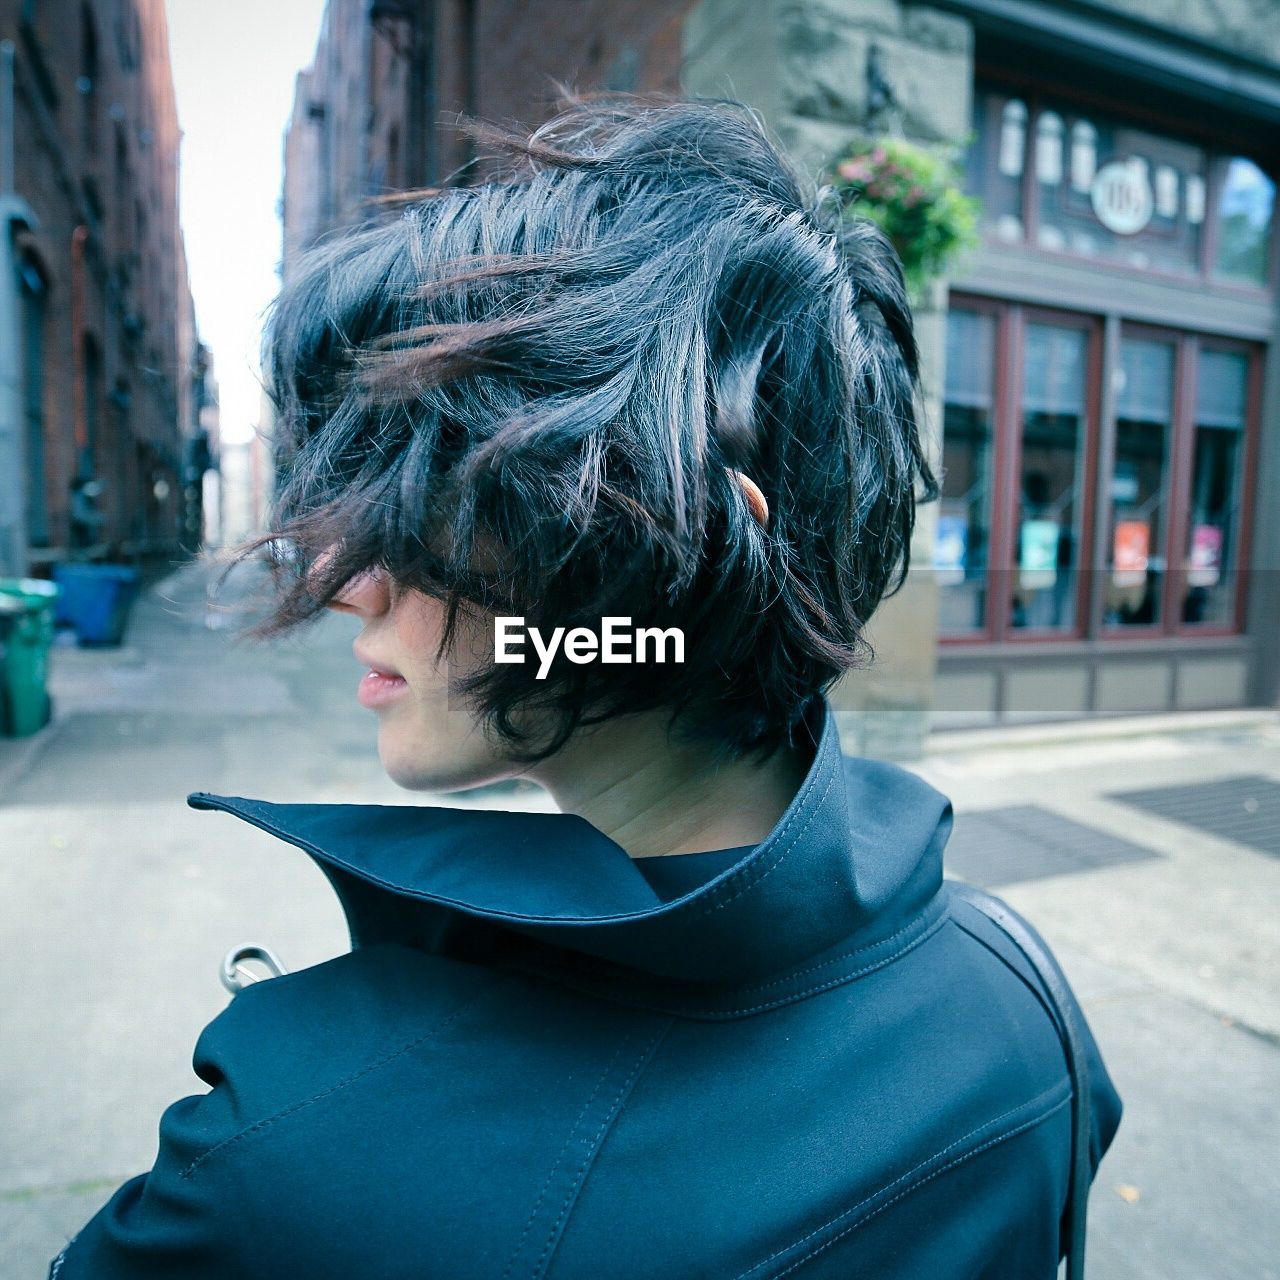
[2,557,1277,1278]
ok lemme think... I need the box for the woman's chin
[377,726,513,794]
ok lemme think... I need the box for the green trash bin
[0,578,59,737]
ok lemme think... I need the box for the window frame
[998,305,1103,644]
[935,293,1006,641]
[1171,333,1264,638]
[1097,320,1183,640]
[939,294,1263,646]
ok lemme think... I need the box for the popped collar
[189,695,954,1006]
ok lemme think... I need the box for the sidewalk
[2,558,1277,1278]
[913,717,1280,1280]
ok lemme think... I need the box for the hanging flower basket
[829,137,980,297]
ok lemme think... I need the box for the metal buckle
[220,944,289,995]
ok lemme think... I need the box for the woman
[54,95,1120,1279]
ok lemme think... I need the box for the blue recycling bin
[52,563,141,646]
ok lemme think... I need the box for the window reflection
[969,91,1025,242]
[1214,158,1275,287]
[1035,111,1065,185]
[1185,349,1248,625]
[1070,120,1097,192]
[999,99,1027,178]
[1012,324,1087,631]
[1105,338,1173,628]
[938,310,996,633]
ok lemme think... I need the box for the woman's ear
[727,469,770,529]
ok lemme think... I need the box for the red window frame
[1098,321,1183,640]
[1170,334,1264,638]
[939,295,1263,645]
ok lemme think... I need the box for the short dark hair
[253,91,938,762]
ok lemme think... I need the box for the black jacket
[53,696,1121,1279]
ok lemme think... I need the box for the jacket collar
[189,697,953,987]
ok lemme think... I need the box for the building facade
[0,0,210,577]
[282,0,1279,752]
[280,0,695,275]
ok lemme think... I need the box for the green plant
[829,137,980,296]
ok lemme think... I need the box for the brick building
[281,0,1279,752]
[0,0,211,577]
[281,0,693,275]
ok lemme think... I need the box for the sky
[166,0,329,445]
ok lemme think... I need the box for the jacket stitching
[684,770,837,920]
[674,907,950,1018]
[177,972,512,1180]
[526,1021,673,1280]
[767,1097,1073,1279]
[499,1036,636,1279]
[498,906,950,1021]
[735,1083,1072,1280]
[732,899,946,995]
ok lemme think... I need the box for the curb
[924,707,1279,756]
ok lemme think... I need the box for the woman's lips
[353,646,408,709]
[358,668,409,709]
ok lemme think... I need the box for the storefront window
[1184,349,1249,625]
[937,309,996,632]
[1213,158,1275,287]
[942,295,1258,647]
[1105,338,1174,628]
[1011,323,1087,631]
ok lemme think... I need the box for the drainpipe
[70,223,88,462]
[0,38,39,577]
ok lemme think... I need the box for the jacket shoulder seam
[948,909,1061,1033]
[666,904,950,1018]
[501,901,951,1022]
[733,895,949,995]
[178,971,512,1180]
[732,1079,1071,1280]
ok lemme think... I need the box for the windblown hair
[255,91,938,761]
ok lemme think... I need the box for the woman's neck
[528,712,812,859]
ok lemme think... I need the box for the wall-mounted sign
[1091,160,1154,235]
[1019,518,1060,589]
[1187,523,1223,587]
[1113,519,1150,587]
